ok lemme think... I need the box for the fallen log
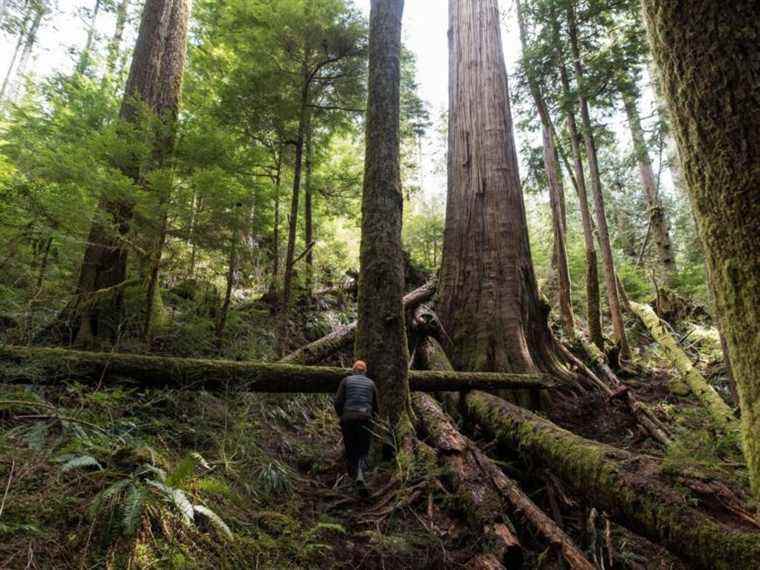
[413,392,594,570]
[280,280,437,364]
[630,301,738,435]
[463,390,760,570]
[0,346,554,393]
[413,337,594,570]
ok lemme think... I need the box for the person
[334,360,378,494]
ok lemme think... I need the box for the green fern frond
[148,481,194,525]
[196,477,231,497]
[193,505,233,539]
[166,452,204,488]
[88,479,131,519]
[122,485,145,536]
[60,454,102,472]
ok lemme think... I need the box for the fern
[148,481,194,525]
[121,485,145,536]
[166,452,208,488]
[88,479,131,519]
[59,454,102,472]
[193,505,233,539]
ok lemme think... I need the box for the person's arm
[334,378,346,417]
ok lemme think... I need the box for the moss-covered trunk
[355,0,411,438]
[463,390,760,569]
[640,0,760,498]
[439,0,565,377]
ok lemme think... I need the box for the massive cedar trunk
[63,0,173,345]
[439,0,563,375]
[621,85,675,284]
[640,0,760,498]
[516,0,574,338]
[566,1,630,358]
[143,0,190,339]
[355,0,410,437]
[553,17,603,349]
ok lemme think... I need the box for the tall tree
[566,0,630,359]
[516,0,575,338]
[76,0,102,74]
[62,0,179,345]
[355,0,410,442]
[551,9,603,349]
[640,0,760,497]
[439,0,564,376]
[105,0,130,74]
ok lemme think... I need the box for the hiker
[334,360,378,491]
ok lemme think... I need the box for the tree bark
[216,204,240,346]
[463,391,760,570]
[566,1,630,359]
[621,86,675,285]
[553,15,603,350]
[355,0,410,438]
[281,280,435,365]
[439,0,565,377]
[640,0,760,498]
[516,0,574,338]
[0,346,552,393]
[272,149,283,284]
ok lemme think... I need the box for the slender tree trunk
[216,208,239,347]
[272,150,283,283]
[355,0,410,439]
[304,122,314,296]
[553,15,603,350]
[516,0,574,338]
[0,6,32,102]
[76,0,102,74]
[187,189,198,278]
[621,86,675,285]
[566,1,629,359]
[279,79,310,351]
[439,0,565,378]
[641,0,760,496]
[143,0,190,340]
[106,0,130,75]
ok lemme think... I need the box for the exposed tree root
[630,301,739,435]
[280,280,436,364]
[0,346,554,393]
[463,390,760,570]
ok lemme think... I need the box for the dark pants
[340,417,371,479]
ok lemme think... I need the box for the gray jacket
[334,374,378,421]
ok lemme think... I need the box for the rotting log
[463,390,760,570]
[0,346,554,393]
[280,279,436,364]
[630,301,738,435]
[413,392,594,570]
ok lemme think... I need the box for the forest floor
[0,293,753,569]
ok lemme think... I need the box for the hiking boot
[355,467,369,497]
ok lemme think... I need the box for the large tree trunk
[464,390,760,570]
[566,1,630,359]
[621,86,675,285]
[439,0,564,378]
[553,16,603,350]
[143,0,190,340]
[0,346,551,393]
[640,0,760,499]
[516,0,574,338]
[62,0,173,346]
[355,0,410,438]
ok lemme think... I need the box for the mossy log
[413,392,594,570]
[630,301,738,435]
[0,346,553,393]
[463,390,760,569]
[280,280,436,365]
